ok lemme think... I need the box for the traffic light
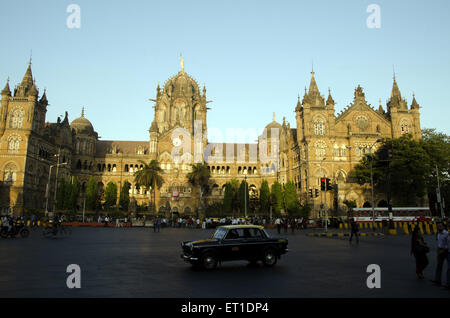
[315,189,319,198]
[320,178,326,191]
[309,189,313,198]
[326,178,333,191]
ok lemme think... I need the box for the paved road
[0,227,448,298]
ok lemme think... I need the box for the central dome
[70,108,94,134]
[163,70,200,98]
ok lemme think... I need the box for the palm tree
[187,163,211,216]
[133,160,164,214]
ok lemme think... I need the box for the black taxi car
[181,225,288,269]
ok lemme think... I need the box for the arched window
[400,119,411,135]
[9,107,25,129]
[7,135,21,152]
[3,163,18,183]
[313,117,326,135]
[314,140,327,160]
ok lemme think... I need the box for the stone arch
[2,162,18,183]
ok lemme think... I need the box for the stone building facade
[0,60,422,217]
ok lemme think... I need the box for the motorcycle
[0,223,30,238]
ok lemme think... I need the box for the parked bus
[351,207,431,222]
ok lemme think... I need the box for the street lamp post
[244,175,247,218]
[367,139,382,231]
[52,161,67,213]
[45,165,54,216]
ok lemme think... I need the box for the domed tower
[150,57,208,138]
[70,107,98,171]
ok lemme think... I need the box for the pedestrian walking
[156,216,161,233]
[349,218,359,243]
[411,226,429,279]
[153,216,158,233]
[431,222,448,286]
[275,218,281,234]
[290,219,296,234]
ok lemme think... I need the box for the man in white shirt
[431,223,448,285]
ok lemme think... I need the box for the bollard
[403,224,409,235]
[419,224,424,235]
[388,228,397,235]
[344,223,348,229]
[425,223,431,235]
[339,223,343,230]
[432,223,437,234]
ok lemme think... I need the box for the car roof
[218,225,264,230]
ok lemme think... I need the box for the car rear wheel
[201,252,218,270]
[262,248,278,267]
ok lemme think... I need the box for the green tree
[421,129,450,216]
[86,177,99,211]
[187,163,211,215]
[271,181,283,215]
[238,180,249,216]
[229,179,240,215]
[260,179,270,214]
[119,180,131,211]
[223,182,233,215]
[104,181,118,211]
[66,177,80,212]
[56,176,68,210]
[133,160,164,213]
[350,135,430,206]
[283,181,298,213]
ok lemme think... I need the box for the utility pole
[324,175,328,233]
[244,175,247,218]
[45,165,54,216]
[436,165,445,219]
[53,148,61,212]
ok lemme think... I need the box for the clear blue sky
[1,0,449,142]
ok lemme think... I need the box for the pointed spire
[273,112,276,122]
[308,70,319,95]
[1,77,11,96]
[391,72,402,100]
[378,99,384,113]
[20,61,34,89]
[62,111,69,125]
[326,87,335,106]
[411,92,420,110]
[81,107,85,117]
[295,94,302,112]
[39,88,48,105]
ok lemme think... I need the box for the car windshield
[212,227,227,240]
[262,229,270,238]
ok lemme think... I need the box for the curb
[306,232,385,238]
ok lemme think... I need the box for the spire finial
[311,59,314,75]
[29,49,32,66]
[273,112,276,122]
[81,107,85,117]
[180,53,184,72]
[393,65,396,81]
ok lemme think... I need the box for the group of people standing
[274,218,308,234]
[411,221,449,289]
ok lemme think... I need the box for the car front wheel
[201,252,218,270]
[262,248,278,267]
